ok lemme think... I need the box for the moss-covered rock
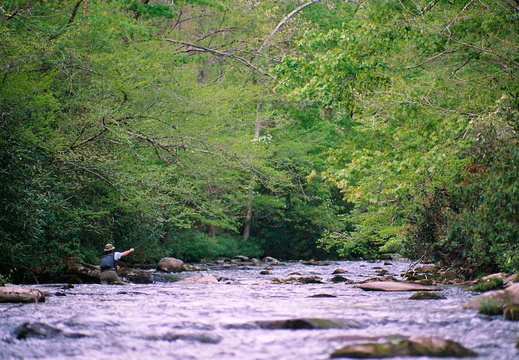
[331,335,477,358]
[463,283,519,311]
[409,291,446,300]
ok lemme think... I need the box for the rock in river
[463,283,519,310]
[331,335,477,358]
[0,285,45,303]
[254,318,363,330]
[356,281,436,291]
[157,257,184,272]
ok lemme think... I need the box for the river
[1,260,518,359]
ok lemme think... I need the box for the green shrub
[167,231,262,262]
[0,274,9,286]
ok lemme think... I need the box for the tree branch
[66,0,84,27]
[391,49,457,70]
[70,119,108,150]
[258,0,321,52]
[49,0,84,40]
[164,38,273,78]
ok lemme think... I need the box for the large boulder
[0,285,45,303]
[463,283,519,309]
[356,281,436,291]
[331,335,477,358]
[158,257,184,272]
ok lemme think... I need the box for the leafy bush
[404,97,519,276]
[167,231,262,263]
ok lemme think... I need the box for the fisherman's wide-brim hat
[104,243,115,252]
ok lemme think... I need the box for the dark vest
[100,252,117,271]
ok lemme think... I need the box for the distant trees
[1,0,516,282]
[0,0,350,282]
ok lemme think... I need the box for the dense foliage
[275,0,518,275]
[0,0,517,282]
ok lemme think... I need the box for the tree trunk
[243,102,263,241]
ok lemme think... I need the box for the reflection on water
[1,260,518,359]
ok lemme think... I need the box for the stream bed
[1,260,518,359]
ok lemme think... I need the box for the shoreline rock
[0,285,45,303]
[463,283,519,310]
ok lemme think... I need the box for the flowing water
[1,260,518,360]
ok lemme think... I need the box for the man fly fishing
[99,243,135,285]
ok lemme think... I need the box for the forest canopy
[1,0,517,283]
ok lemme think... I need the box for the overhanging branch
[164,38,273,78]
[258,0,321,52]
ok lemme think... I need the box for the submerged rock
[331,335,477,358]
[124,270,154,284]
[14,321,86,340]
[181,264,208,271]
[146,332,222,344]
[14,322,63,340]
[254,318,363,330]
[356,281,436,292]
[308,293,336,298]
[330,275,352,283]
[302,259,329,266]
[175,275,220,284]
[0,285,45,303]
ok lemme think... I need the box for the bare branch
[197,28,236,43]
[391,49,457,70]
[164,38,273,78]
[442,0,476,34]
[258,0,321,52]
[50,0,84,40]
[67,0,84,27]
[70,119,108,150]
[413,98,481,118]
[418,0,440,16]
[60,159,114,186]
